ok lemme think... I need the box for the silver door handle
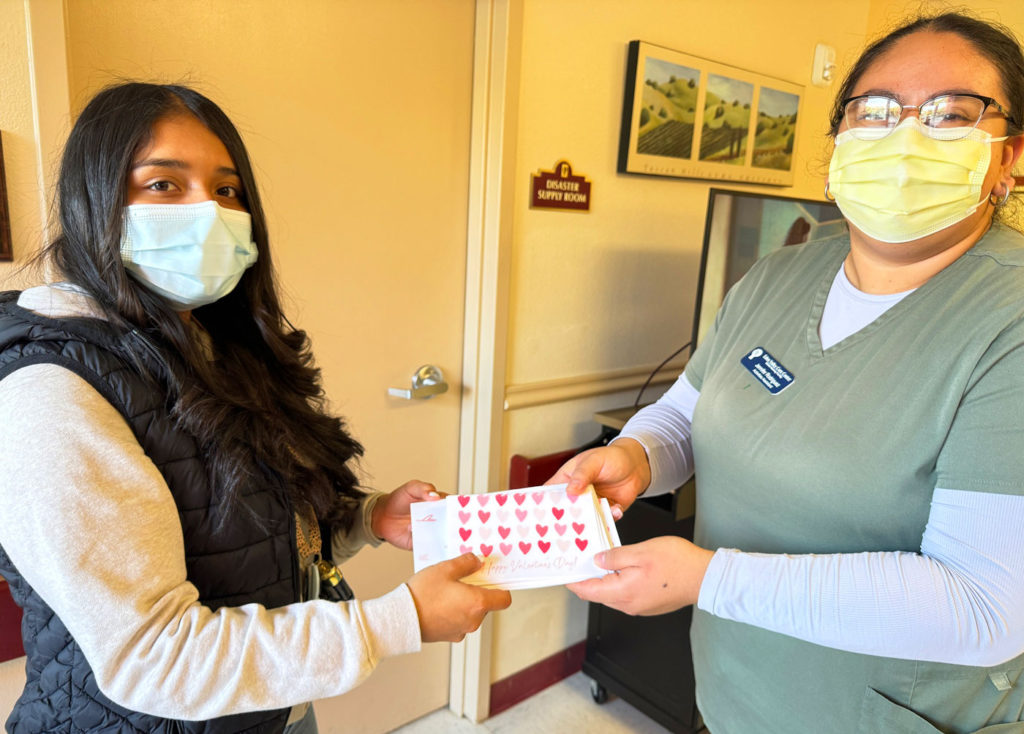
[388,364,449,400]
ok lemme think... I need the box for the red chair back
[509,449,578,490]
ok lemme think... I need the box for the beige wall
[0,0,58,285]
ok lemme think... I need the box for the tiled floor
[389,671,689,733]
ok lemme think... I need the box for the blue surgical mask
[120,200,258,310]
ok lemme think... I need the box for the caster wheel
[589,678,609,704]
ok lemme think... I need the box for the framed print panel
[0,133,11,261]
[618,41,804,186]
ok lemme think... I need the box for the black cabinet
[582,477,700,733]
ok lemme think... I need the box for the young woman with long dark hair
[0,82,510,734]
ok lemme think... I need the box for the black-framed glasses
[841,93,1016,140]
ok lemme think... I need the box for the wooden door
[63,1,477,730]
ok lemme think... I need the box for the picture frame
[618,41,804,186]
[692,188,846,349]
[0,133,11,262]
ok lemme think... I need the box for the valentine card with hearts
[410,483,621,590]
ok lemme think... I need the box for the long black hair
[41,81,365,530]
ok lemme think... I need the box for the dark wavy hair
[828,12,1024,138]
[40,81,365,531]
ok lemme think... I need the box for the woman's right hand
[545,439,651,515]
[406,554,512,642]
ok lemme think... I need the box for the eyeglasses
[840,93,1016,140]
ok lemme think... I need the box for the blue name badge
[741,347,794,394]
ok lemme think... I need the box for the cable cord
[633,341,691,409]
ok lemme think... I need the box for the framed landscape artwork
[618,41,804,186]
[0,134,10,261]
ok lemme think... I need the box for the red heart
[513,493,527,505]
[477,495,489,506]
[459,527,472,541]
[552,507,565,520]
[495,494,508,506]
[575,538,588,551]
[538,540,551,553]
[498,526,511,539]
[478,511,491,523]
[535,524,549,537]
[500,543,513,556]
[572,522,585,535]
[518,541,532,555]
[457,495,471,507]
[479,544,493,557]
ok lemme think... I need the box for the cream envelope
[411,483,621,590]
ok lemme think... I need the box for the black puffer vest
[0,291,298,733]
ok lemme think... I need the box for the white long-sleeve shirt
[618,265,1024,667]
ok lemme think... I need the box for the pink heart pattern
[445,486,611,583]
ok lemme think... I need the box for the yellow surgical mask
[827,118,1005,243]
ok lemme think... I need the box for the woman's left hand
[371,480,444,550]
[567,536,714,616]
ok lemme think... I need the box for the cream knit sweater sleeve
[0,363,420,721]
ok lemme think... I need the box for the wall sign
[531,160,592,211]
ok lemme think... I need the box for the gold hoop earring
[989,187,1011,207]
[824,182,835,202]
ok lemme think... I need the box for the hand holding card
[410,483,621,590]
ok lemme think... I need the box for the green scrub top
[684,225,1024,734]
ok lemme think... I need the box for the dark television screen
[691,188,845,350]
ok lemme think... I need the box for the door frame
[449,0,524,722]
